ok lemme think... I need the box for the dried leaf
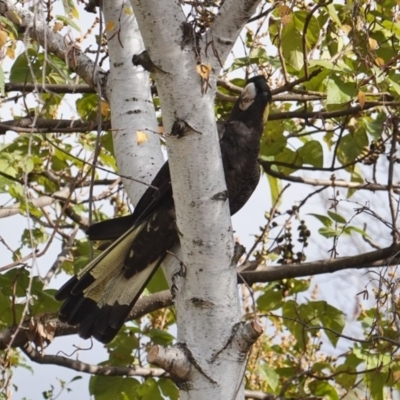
[26,318,56,351]
[375,57,385,67]
[196,63,212,80]
[8,10,22,25]
[341,25,352,34]
[368,38,378,50]
[136,130,148,145]
[278,5,291,17]
[358,90,366,109]
[105,21,115,32]
[281,14,292,25]
[53,22,64,33]
[0,30,8,48]
[100,101,110,116]
[6,46,15,59]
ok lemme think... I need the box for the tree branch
[0,0,106,90]
[267,102,398,121]
[0,290,173,350]
[4,83,96,94]
[0,118,111,135]
[2,241,399,350]
[261,161,400,192]
[21,343,167,377]
[244,390,319,400]
[240,242,400,285]
[210,0,262,64]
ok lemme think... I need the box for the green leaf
[61,0,79,19]
[281,18,304,71]
[146,266,169,293]
[318,302,345,347]
[326,4,342,27]
[298,140,323,168]
[266,174,282,206]
[327,211,346,224]
[337,130,368,165]
[288,279,311,294]
[344,225,370,238]
[76,94,99,120]
[0,267,30,297]
[136,378,163,400]
[282,300,307,349]
[259,364,279,392]
[56,15,81,32]
[308,380,339,400]
[158,378,179,400]
[261,121,287,156]
[274,147,301,175]
[89,376,140,400]
[334,364,357,389]
[293,11,320,49]
[365,370,389,400]
[318,226,341,238]
[308,213,332,227]
[146,329,175,346]
[105,333,139,366]
[10,50,42,83]
[0,291,13,327]
[257,283,283,311]
[30,288,60,315]
[326,76,357,104]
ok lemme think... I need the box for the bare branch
[267,102,398,121]
[0,118,111,135]
[261,161,400,192]
[4,83,95,94]
[0,0,106,89]
[240,242,400,285]
[244,390,319,400]
[21,343,167,377]
[0,290,173,350]
[0,187,72,219]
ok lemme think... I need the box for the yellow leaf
[357,90,366,109]
[6,45,15,59]
[53,22,64,33]
[0,30,8,48]
[368,38,378,50]
[123,6,133,15]
[196,63,212,80]
[71,6,79,19]
[281,14,292,26]
[278,5,291,17]
[105,21,115,32]
[136,130,148,145]
[341,24,352,34]
[100,101,110,116]
[375,57,385,67]
[8,10,22,25]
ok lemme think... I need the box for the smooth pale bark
[103,1,163,203]
[129,1,262,398]
[0,0,104,89]
[0,0,263,396]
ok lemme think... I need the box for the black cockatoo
[56,75,272,343]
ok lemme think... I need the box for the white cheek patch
[239,82,256,111]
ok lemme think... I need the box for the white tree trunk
[129,1,262,398]
[103,1,163,203]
